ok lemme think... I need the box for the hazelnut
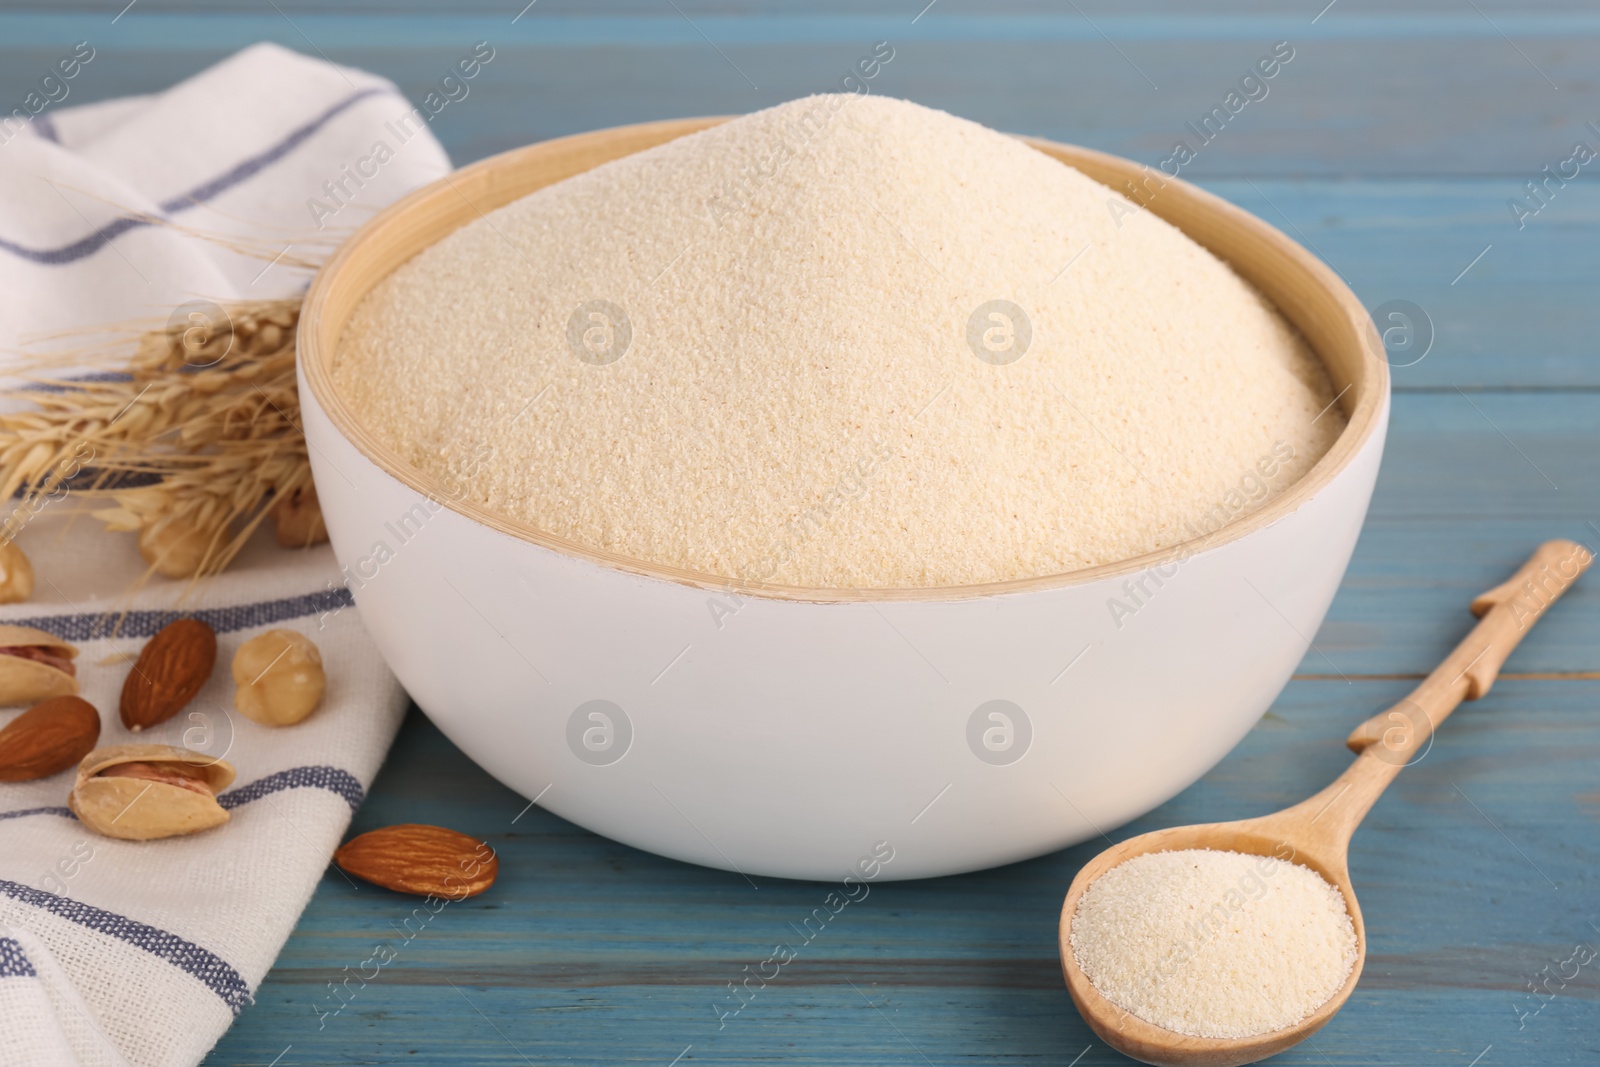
[0,539,34,603]
[232,629,325,726]
[272,484,328,548]
[139,516,226,578]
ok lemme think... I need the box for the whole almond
[0,696,100,781]
[120,618,217,732]
[334,824,498,899]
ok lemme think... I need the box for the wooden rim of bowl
[299,117,1389,605]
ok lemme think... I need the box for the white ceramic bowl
[299,119,1389,881]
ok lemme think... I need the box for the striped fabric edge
[0,766,371,1010]
[0,85,392,265]
[217,765,364,811]
[0,880,252,1011]
[0,764,366,824]
[14,371,137,391]
[29,113,60,144]
[0,806,73,823]
[1,586,354,642]
[0,935,37,978]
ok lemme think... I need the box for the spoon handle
[1281,540,1591,847]
[1345,539,1591,760]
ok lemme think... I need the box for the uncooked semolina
[333,94,1345,588]
[1069,849,1359,1039]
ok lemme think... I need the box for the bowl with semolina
[298,97,1388,880]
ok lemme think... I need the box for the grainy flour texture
[1070,849,1359,1039]
[334,94,1345,587]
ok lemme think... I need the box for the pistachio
[0,539,33,604]
[69,743,235,840]
[232,629,325,726]
[0,624,78,707]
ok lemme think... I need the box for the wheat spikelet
[0,296,321,581]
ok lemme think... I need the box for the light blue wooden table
[4,2,1596,1063]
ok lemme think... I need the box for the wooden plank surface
[6,9,1600,387]
[4,1,1600,182]
[0,1,1595,1064]
[203,392,1600,1066]
[214,675,1600,1066]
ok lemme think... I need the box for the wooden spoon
[1058,539,1592,1067]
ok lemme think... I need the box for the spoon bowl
[1058,811,1365,1066]
[1058,540,1590,1066]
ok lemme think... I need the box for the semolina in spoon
[1058,539,1591,1067]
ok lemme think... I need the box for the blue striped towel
[0,43,451,1066]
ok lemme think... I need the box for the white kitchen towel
[0,43,455,1066]
[0,40,454,346]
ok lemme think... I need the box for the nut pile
[0,536,498,897]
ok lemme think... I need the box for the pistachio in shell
[0,624,78,707]
[69,743,235,841]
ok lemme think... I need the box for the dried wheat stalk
[0,296,324,580]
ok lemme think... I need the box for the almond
[0,696,100,781]
[334,824,498,899]
[120,618,217,732]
